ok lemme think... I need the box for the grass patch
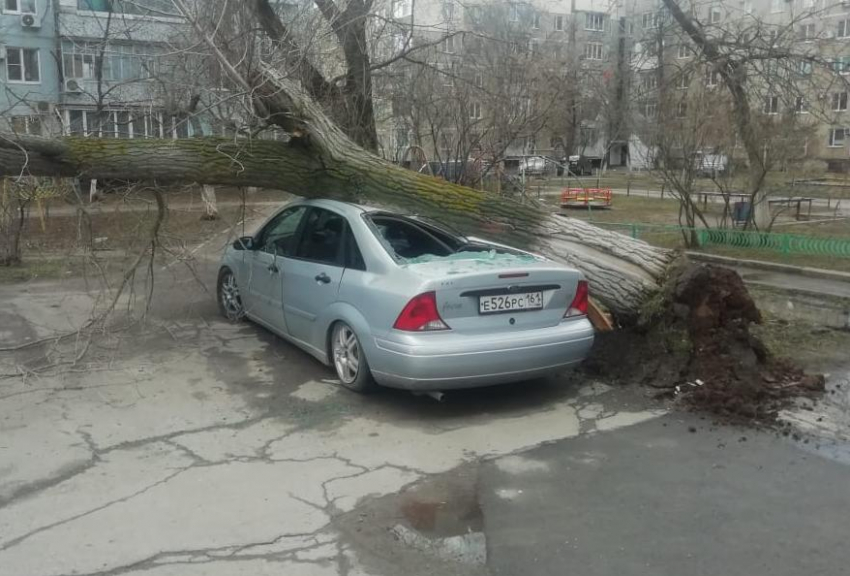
[753,314,850,370]
[0,259,75,283]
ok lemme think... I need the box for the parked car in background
[520,156,548,176]
[217,200,594,393]
[694,152,729,177]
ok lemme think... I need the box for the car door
[244,205,308,332]
[281,208,346,348]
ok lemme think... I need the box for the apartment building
[0,0,61,135]
[1,0,203,140]
[373,0,628,167]
[627,0,850,170]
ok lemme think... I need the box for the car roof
[294,198,382,217]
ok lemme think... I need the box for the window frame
[292,207,349,267]
[4,0,36,14]
[585,12,604,32]
[585,42,604,61]
[832,91,848,112]
[256,205,310,258]
[763,95,779,115]
[554,14,564,31]
[839,19,850,39]
[828,128,846,148]
[708,6,721,23]
[5,47,41,84]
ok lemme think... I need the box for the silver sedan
[217,199,594,392]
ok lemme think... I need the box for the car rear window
[367,215,463,260]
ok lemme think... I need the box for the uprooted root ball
[584,263,824,425]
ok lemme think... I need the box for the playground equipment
[560,187,613,209]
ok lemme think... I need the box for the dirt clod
[586,263,824,426]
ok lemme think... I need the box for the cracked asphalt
[1,260,848,576]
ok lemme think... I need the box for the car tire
[217,267,245,321]
[330,322,376,393]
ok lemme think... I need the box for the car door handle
[315,272,331,284]
[267,264,279,274]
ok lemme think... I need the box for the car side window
[295,208,345,266]
[344,225,366,271]
[258,206,307,256]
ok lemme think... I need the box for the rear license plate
[479,292,543,314]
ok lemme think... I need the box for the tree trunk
[0,134,673,318]
[200,184,219,220]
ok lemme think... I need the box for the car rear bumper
[369,318,594,390]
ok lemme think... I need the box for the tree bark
[0,133,673,318]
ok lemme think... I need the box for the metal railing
[593,222,850,258]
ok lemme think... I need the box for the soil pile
[584,263,824,424]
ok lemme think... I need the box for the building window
[642,12,658,29]
[585,12,604,31]
[530,39,539,54]
[770,0,783,13]
[4,0,36,13]
[6,47,40,83]
[828,128,846,147]
[763,96,779,115]
[678,72,690,89]
[63,43,158,81]
[839,20,850,39]
[442,1,453,21]
[677,102,687,118]
[443,35,456,53]
[708,6,721,23]
[585,42,604,60]
[800,23,815,41]
[796,60,813,75]
[554,14,564,31]
[831,57,850,74]
[393,0,412,18]
[64,109,188,138]
[677,44,689,59]
[470,102,482,119]
[9,115,42,135]
[77,0,179,15]
[510,3,518,22]
[474,72,483,87]
[794,97,807,114]
[642,102,658,118]
[642,74,658,90]
[705,68,720,87]
[832,92,848,111]
[532,12,540,29]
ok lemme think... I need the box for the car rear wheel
[331,322,375,393]
[217,268,244,321]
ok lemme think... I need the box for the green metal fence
[594,222,850,258]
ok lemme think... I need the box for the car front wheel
[217,267,244,321]
[331,322,375,393]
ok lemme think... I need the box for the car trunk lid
[402,251,582,334]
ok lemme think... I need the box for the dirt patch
[585,263,824,425]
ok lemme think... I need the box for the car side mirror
[233,236,255,251]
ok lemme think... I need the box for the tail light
[565,280,589,318]
[393,291,450,331]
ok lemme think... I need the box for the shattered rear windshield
[365,213,524,262]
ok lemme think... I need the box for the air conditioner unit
[64,79,82,93]
[20,13,40,29]
[36,101,50,112]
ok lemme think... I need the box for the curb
[685,251,850,282]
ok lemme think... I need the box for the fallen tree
[0,93,674,319]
